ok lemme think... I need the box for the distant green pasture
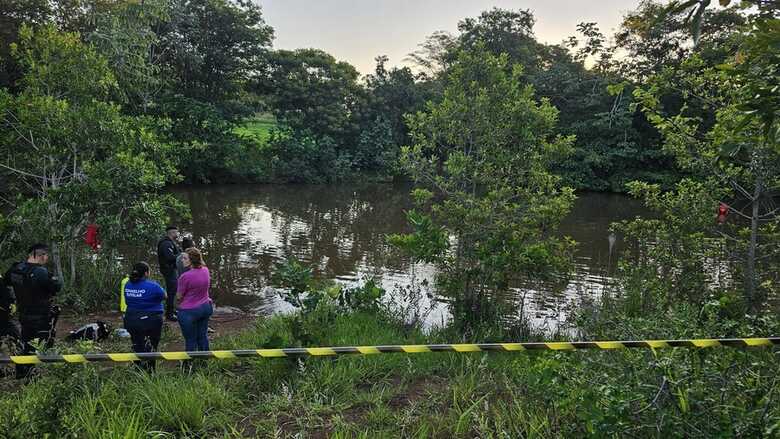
[234,114,276,143]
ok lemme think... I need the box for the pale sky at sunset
[257,0,644,75]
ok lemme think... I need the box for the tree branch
[0,162,46,181]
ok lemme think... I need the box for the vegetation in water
[389,46,575,336]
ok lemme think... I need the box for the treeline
[0,0,760,191]
[0,1,755,189]
[256,3,750,190]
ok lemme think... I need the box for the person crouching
[123,262,166,372]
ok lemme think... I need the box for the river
[167,183,645,330]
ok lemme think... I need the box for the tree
[457,8,544,78]
[405,30,458,78]
[405,7,688,192]
[614,1,746,80]
[256,48,372,182]
[0,25,181,287]
[541,25,672,191]
[2,0,276,184]
[256,48,360,143]
[152,0,274,182]
[156,0,273,121]
[354,56,432,173]
[86,0,168,113]
[390,47,575,334]
[0,0,52,89]
[656,0,776,47]
[632,17,780,312]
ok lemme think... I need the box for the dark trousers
[0,313,20,341]
[0,316,20,378]
[16,313,56,379]
[0,313,20,352]
[162,272,177,318]
[124,310,163,372]
[177,302,213,351]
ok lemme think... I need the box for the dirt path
[58,307,259,351]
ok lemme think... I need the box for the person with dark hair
[123,262,166,372]
[4,243,62,379]
[157,226,181,321]
[176,236,195,277]
[176,248,212,353]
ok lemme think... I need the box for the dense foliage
[0,24,182,306]
[628,14,780,314]
[1,1,769,191]
[390,47,575,335]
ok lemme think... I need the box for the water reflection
[170,184,645,328]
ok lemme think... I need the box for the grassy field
[0,304,777,438]
[234,114,277,144]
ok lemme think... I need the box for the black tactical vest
[9,262,52,315]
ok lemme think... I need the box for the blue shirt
[124,279,165,313]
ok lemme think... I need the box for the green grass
[234,114,276,144]
[0,305,778,438]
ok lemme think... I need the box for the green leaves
[392,46,575,330]
[13,24,116,102]
[627,16,780,311]
[387,210,448,264]
[0,24,183,285]
[270,258,385,314]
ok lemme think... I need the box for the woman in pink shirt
[176,248,213,351]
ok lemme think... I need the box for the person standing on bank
[4,244,62,379]
[157,226,181,321]
[123,262,165,372]
[176,248,212,352]
[176,236,195,278]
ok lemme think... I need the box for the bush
[265,129,352,183]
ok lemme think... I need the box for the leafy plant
[270,258,315,310]
[337,277,385,312]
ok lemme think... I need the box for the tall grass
[0,301,778,437]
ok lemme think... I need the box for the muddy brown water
[146,184,645,330]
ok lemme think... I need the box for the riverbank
[1,302,777,438]
[57,308,258,352]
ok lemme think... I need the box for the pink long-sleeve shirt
[177,266,211,310]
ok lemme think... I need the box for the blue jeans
[177,302,212,351]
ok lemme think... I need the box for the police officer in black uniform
[157,226,180,321]
[4,243,62,379]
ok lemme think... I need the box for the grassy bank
[0,302,778,438]
[234,114,276,144]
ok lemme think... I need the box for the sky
[257,0,644,75]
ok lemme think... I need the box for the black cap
[27,243,49,255]
[165,226,178,232]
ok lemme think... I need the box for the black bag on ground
[66,321,111,342]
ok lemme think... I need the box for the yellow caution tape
[1,337,775,365]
